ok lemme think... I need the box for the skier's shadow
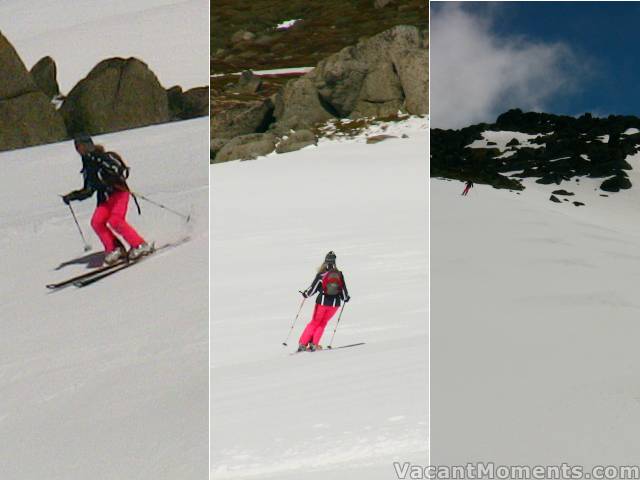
[55,251,105,270]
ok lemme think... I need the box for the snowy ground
[0,118,209,479]
[0,0,209,92]
[467,130,546,150]
[431,163,640,467]
[211,118,429,479]
[211,67,315,78]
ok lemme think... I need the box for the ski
[324,342,365,350]
[46,260,128,290]
[47,237,189,290]
[73,257,145,287]
[290,342,365,355]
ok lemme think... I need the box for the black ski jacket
[304,270,350,307]
[65,151,128,205]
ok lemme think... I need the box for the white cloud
[431,4,587,129]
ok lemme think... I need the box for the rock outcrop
[275,130,317,154]
[235,71,262,94]
[168,85,209,120]
[273,76,334,132]
[0,33,66,152]
[30,56,60,99]
[274,25,428,131]
[212,99,274,140]
[215,133,277,163]
[60,57,170,136]
[601,174,632,192]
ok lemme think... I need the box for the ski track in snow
[211,118,429,479]
[431,156,640,465]
[0,118,209,479]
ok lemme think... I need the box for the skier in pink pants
[298,251,350,352]
[62,134,152,265]
[90,190,145,253]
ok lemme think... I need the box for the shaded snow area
[0,118,209,479]
[211,118,428,479]
[431,172,640,467]
[467,130,546,150]
[0,0,209,92]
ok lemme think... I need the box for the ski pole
[327,303,346,349]
[282,295,306,346]
[67,203,91,252]
[134,192,191,222]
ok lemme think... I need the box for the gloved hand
[299,290,308,298]
[344,295,351,303]
[61,194,71,205]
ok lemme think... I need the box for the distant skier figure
[462,180,474,196]
[298,251,350,352]
[62,134,152,265]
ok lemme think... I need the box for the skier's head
[325,251,336,265]
[318,251,337,272]
[74,133,95,155]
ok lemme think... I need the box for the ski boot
[104,246,125,265]
[129,242,153,260]
[308,343,318,352]
[297,343,308,353]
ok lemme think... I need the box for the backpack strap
[131,192,142,215]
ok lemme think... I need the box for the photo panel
[0,1,209,478]
[431,1,640,475]
[211,1,429,479]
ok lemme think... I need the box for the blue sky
[431,2,640,128]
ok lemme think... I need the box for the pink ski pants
[91,190,144,252]
[299,304,340,346]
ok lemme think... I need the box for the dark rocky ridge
[431,109,640,192]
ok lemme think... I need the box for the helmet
[325,251,336,264]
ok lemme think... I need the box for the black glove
[344,295,351,303]
[299,290,308,298]
[61,194,71,205]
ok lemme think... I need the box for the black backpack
[97,151,130,187]
[96,151,141,213]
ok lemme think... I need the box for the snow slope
[0,0,209,92]
[0,118,209,479]
[211,118,429,479]
[431,167,640,466]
